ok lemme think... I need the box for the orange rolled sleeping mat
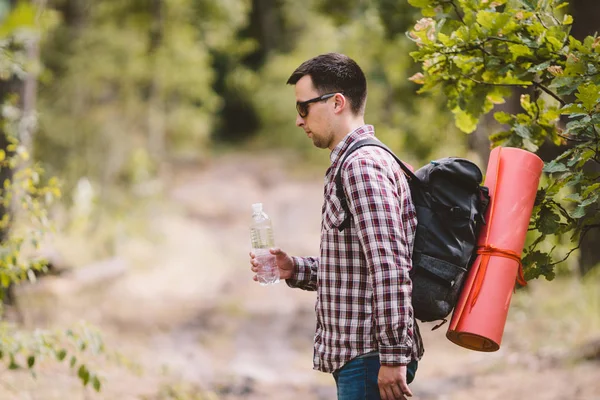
[446,147,544,351]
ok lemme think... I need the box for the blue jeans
[333,354,418,400]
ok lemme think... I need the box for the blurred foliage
[408,0,600,280]
[510,270,600,354]
[33,0,471,198]
[0,1,111,390]
[37,0,230,197]
[0,322,106,391]
[0,1,57,307]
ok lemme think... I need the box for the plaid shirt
[287,125,424,373]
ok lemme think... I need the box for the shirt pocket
[322,193,348,231]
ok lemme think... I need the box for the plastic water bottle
[250,203,280,285]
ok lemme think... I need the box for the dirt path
[6,152,600,399]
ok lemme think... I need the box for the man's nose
[296,114,305,127]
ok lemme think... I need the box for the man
[250,53,423,400]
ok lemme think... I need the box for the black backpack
[335,138,489,325]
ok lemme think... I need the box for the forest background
[0,0,598,399]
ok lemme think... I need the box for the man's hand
[378,365,413,400]
[249,247,295,281]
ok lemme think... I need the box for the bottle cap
[252,203,263,214]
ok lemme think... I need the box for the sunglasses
[296,92,341,118]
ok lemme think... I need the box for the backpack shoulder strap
[334,138,419,231]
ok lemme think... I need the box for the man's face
[294,75,335,150]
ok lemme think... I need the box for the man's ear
[333,93,346,114]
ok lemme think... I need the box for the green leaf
[522,250,554,281]
[528,61,552,73]
[70,356,77,368]
[514,124,531,139]
[92,375,101,392]
[575,83,600,111]
[560,103,585,114]
[546,36,563,51]
[538,209,560,235]
[452,107,479,133]
[408,0,431,8]
[489,130,512,144]
[564,193,582,202]
[543,160,568,173]
[583,183,600,197]
[78,365,90,386]
[580,193,599,207]
[508,44,533,60]
[476,10,497,30]
[565,117,591,134]
[8,355,19,370]
[494,111,513,124]
[0,2,37,38]
[27,355,35,369]
[569,205,586,219]
[563,14,573,25]
[519,0,537,10]
[565,171,585,187]
[549,76,580,96]
[56,349,67,361]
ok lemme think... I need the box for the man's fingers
[379,384,393,400]
[399,378,412,397]
[249,258,258,271]
[390,383,405,399]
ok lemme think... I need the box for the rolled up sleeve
[286,256,319,291]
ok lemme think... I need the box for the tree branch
[550,223,600,266]
[593,123,599,158]
[553,201,573,222]
[558,133,588,143]
[460,74,524,87]
[484,36,539,48]
[531,81,565,105]
[446,0,465,25]
[548,244,579,267]
[458,74,564,106]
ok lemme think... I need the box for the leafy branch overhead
[408,0,600,280]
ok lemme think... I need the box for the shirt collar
[330,124,375,165]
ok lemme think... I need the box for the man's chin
[312,139,327,149]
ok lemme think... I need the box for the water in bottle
[250,203,280,285]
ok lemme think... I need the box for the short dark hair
[286,53,367,115]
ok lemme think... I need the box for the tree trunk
[0,0,23,319]
[20,36,39,154]
[244,0,284,68]
[147,0,166,162]
[570,0,600,39]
